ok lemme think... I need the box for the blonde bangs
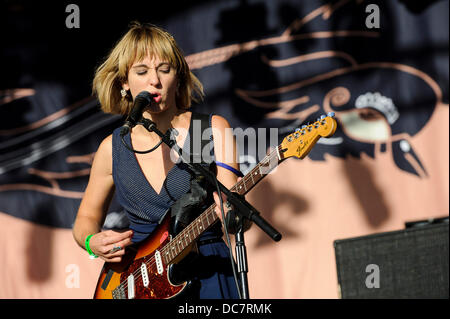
[119,28,181,77]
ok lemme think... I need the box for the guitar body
[93,215,190,299]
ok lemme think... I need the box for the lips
[151,93,162,103]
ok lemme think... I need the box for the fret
[181,232,189,247]
[164,250,170,265]
[206,210,212,226]
[237,180,244,194]
[258,161,266,177]
[203,213,209,228]
[194,219,200,237]
[163,248,169,262]
[212,208,218,223]
[189,223,195,238]
[167,244,173,260]
[184,231,189,247]
[177,236,183,252]
[165,248,171,262]
[205,210,210,226]
[190,227,195,240]
[253,168,260,183]
[172,240,178,256]
[189,227,196,241]
[250,169,255,186]
[208,209,217,225]
[197,218,204,232]
[262,157,268,173]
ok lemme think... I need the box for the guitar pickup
[127,274,135,299]
[155,250,164,275]
[141,263,149,287]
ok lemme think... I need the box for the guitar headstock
[279,113,337,160]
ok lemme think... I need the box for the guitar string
[115,146,282,294]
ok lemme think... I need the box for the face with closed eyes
[122,54,178,114]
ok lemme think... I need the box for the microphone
[120,91,155,137]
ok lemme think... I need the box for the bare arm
[72,135,133,262]
[211,115,240,191]
[210,115,247,228]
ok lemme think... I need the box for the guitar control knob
[327,112,335,117]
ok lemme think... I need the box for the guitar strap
[169,112,216,236]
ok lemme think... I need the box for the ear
[122,82,130,91]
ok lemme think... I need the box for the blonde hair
[93,22,204,115]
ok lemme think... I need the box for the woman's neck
[135,106,187,139]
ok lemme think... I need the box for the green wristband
[85,234,98,259]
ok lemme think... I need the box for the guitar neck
[160,146,283,265]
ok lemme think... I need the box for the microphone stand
[234,208,250,299]
[137,118,282,299]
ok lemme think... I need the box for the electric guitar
[93,113,337,299]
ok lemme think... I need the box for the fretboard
[160,145,283,265]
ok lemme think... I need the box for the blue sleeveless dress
[111,112,240,299]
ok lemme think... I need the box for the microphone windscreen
[135,91,153,103]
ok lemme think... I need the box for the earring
[120,89,127,98]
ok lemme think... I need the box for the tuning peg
[327,112,335,117]
[320,115,326,120]
[295,128,301,132]
[301,125,307,129]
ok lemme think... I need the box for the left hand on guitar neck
[212,177,242,224]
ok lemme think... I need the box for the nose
[148,69,161,87]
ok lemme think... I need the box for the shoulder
[97,134,113,155]
[92,134,113,174]
[96,128,122,157]
[210,115,234,144]
[210,114,232,130]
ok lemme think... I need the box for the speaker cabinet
[334,221,448,298]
